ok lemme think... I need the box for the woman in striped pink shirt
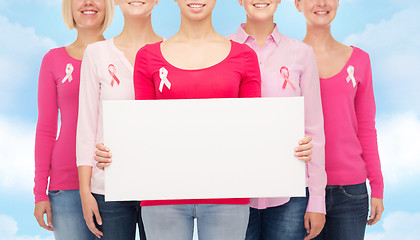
[228,1,326,239]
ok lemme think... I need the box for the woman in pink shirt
[295,0,384,239]
[95,1,314,239]
[34,0,114,239]
[227,1,326,240]
[76,0,163,239]
[131,1,259,239]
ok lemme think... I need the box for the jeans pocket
[342,184,368,200]
[48,190,63,197]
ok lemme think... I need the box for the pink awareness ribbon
[159,67,171,92]
[108,64,120,87]
[280,66,296,90]
[62,63,74,83]
[346,65,357,87]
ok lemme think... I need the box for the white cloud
[344,5,420,111]
[0,15,56,112]
[0,15,56,83]
[365,211,420,240]
[0,215,54,240]
[0,117,36,193]
[377,112,420,187]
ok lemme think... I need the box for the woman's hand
[295,136,313,163]
[80,192,103,238]
[34,201,53,231]
[95,143,112,171]
[304,212,325,240]
[368,198,384,226]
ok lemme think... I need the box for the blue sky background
[0,0,419,239]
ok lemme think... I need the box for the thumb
[94,208,102,226]
[46,207,53,227]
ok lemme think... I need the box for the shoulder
[351,46,371,63]
[42,47,66,62]
[231,40,257,58]
[84,39,111,56]
[136,41,162,60]
[348,46,372,76]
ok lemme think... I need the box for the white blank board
[103,97,305,201]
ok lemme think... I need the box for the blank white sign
[103,97,305,202]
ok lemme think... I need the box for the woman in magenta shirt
[133,1,259,239]
[34,0,114,239]
[228,1,326,239]
[295,0,384,239]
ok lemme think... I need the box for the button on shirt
[227,24,327,214]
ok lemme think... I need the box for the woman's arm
[133,46,156,100]
[300,47,327,240]
[76,46,103,237]
[354,51,384,225]
[34,51,57,231]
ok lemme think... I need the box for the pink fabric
[227,24,327,214]
[134,40,261,206]
[76,39,135,195]
[34,47,81,203]
[320,47,384,199]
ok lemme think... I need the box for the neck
[243,17,276,47]
[115,15,159,48]
[303,23,337,51]
[176,15,217,41]
[72,28,105,49]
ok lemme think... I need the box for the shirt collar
[234,23,282,46]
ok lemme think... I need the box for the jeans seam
[48,190,63,197]
[342,188,368,200]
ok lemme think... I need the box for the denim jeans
[93,194,140,240]
[142,204,250,240]
[313,183,369,240]
[245,189,309,240]
[137,203,147,240]
[49,190,95,240]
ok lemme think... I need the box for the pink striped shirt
[227,24,327,214]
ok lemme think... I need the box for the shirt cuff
[370,183,384,199]
[306,194,326,214]
[35,194,50,203]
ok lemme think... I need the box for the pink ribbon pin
[280,66,296,90]
[346,65,357,88]
[108,64,120,87]
[62,63,74,83]
[159,67,171,92]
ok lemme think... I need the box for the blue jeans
[49,190,95,240]
[93,194,141,240]
[313,183,369,240]
[245,189,309,240]
[142,204,250,240]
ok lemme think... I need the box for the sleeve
[355,53,384,199]
[301,47,327,214]
[34,51,57,203]
[76,46,100,167]
[134,46,155,100]
[240,45,261,98]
